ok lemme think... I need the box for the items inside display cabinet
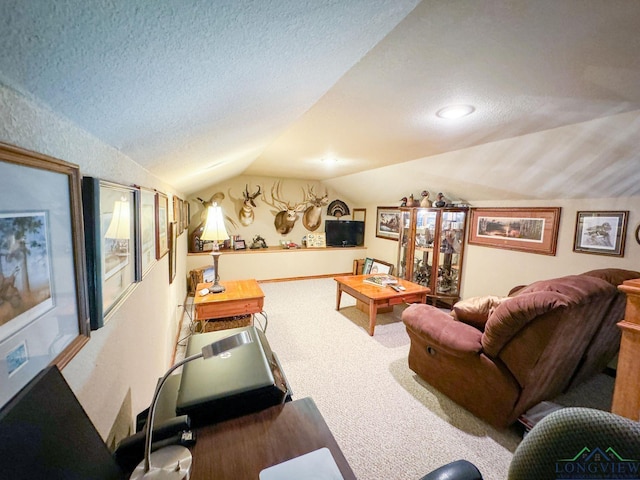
[397,207,468,307]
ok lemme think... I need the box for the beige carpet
[177,277,615,480]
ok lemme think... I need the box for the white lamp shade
[201,204,230,242]
[105,200,131,239]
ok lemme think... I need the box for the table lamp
[200,203,230,293]
[130,329,254,480]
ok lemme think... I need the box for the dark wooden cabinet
[396,207,468,307]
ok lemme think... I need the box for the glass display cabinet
[396,207,468,307]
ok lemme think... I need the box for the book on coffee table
[363,274,398,287]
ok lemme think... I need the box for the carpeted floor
[177,277,615,480]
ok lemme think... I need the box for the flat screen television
[325,220,365,247]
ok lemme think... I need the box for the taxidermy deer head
[302,186,329,232]
[239,184,261,226]
[195,192,237,230]
[262,181,307,235]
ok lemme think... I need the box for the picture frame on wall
[182,199,190,234]
[376,207,401,241]
[82,177,140,329]
[573,210,628,257]
[138,187,157,277]
[155,192,169,259]
[468,207,561,256]
[0,142,90,408]
[169,221,178,284]
[172,196,181,234]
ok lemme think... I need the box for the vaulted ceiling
[1,0,639,203]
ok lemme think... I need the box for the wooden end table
[334,275,429,336]
[194,279,265,330]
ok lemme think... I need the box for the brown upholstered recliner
[402,269,639,428]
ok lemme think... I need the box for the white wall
[362,197,640,299]
[187,247,365,281]
[0,83,187,441]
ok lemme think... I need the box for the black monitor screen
[0,366,124,480]
[325,220,365,247]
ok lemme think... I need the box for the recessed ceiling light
[436,105,475,119]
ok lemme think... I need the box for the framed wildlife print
[468,207,561,255]
[0,142,89,408]
[376,207,401,240]
[573,211,628,257]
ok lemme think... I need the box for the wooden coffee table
[334,275,429,336]
[194,279,265,330]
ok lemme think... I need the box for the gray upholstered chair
[419,407,640,480]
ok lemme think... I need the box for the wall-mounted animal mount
[189,192,238,252]
[262,181,307,235]
[239,184,261,226]
[327,199,350,218]
[302,186,329,231]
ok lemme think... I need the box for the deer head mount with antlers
[261,181,308,235]
[302,185,329,232]
[238,184,261,226]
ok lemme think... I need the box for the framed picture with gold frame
[468,207,561,255]
[376,207,400,241]
[0,142,90,408]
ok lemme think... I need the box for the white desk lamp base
[129,445,192,480]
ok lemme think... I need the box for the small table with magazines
[334,274,429,336]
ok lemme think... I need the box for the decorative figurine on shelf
[250,234,268,249]
[420,190,432,208]
[400,197,408,207]
[434,192,447,208]
[408,194,420,207]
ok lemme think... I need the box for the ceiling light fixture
[436,104,475,119]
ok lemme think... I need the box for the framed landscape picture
[0,142,89,408]
[573,211,628,257]
[468,207,561,255]
[376,207,401,240]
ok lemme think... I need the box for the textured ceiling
[0,0,639,202]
